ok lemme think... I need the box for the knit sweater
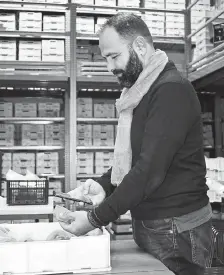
[93,61,209,224]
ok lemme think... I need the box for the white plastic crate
[0,222,111,275]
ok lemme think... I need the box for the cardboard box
[0,13,16,31]
[38,102,61,117]
[93,99,115,118]
[22,125,44,146]
[45,124,64,145]
[0,102,13,117]
[0,124,14,146]
[15,103,37,117]
[43,15,65,32]
[77,97,93,118]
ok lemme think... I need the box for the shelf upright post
[184,0,192,78]
[215,92,223,157]
[66,2,78,192]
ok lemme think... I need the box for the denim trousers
[132,218,214,275]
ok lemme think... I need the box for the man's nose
[107,59,115,73]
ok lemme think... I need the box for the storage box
[37,152,59,175]
[0,102,13,117]
[42,39,65,62]
[95,0,116,6]
[0,222,110,275]
[93,124,114,146]
[93,98,115,118]
[77,124,92,146]
[0,12,16,31]
[12,153,35,175]
[0,39,16,61]
[77,97,93,118]
[38,102,61,117]
[21,124,44,146]
[19,40,42,62]
[118,0,140,7]
[15,103,37,117]
[43,15,65,32]
[45,124,64,146]
[19,12,42,32]
[0,124,14,146]
[144,0,164,9]
[77,151,94,174]
[77,16,95,34]
[95,17,108,33]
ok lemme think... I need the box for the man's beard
[112,48,143,88]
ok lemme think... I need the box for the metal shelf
[77,146,114,151]
[0,146,64,151]
[76,4,184,15]
[0,4,67,12]
[77,118,118,124]
[0,61,68,81]
[0,1,68,8]
[0,74,68,82]
[76,8,116,15]
[39,174,65,179]
[0,117,65,123]
[77,174,101,179]
[188,55,224,89]
[0,30,67,39]
[1,174,65,180]
[76,33,184,44]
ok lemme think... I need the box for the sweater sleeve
[93,82,196,225]
[95,167,116,197]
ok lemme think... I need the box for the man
[59,13,213,275]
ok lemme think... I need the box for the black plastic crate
[6,179,49,205]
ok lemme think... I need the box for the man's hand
[68,179,106,206]
[59,210,95,236]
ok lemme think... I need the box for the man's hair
[99,13,153,45]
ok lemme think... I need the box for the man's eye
[112,55,118,60]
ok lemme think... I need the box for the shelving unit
[0,0,70,197]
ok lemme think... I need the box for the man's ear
[132,36,147,57]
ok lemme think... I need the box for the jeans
[132,218,214,275]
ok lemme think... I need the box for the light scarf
[111,49,168,186]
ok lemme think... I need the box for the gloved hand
[68,179,106,207]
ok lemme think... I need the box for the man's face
[99,27,143,88]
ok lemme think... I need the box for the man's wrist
[87,208,108,228]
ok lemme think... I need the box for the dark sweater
[94,61,209,224]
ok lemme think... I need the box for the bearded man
[60,13,213,275]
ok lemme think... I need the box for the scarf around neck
[111,49,168,186]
